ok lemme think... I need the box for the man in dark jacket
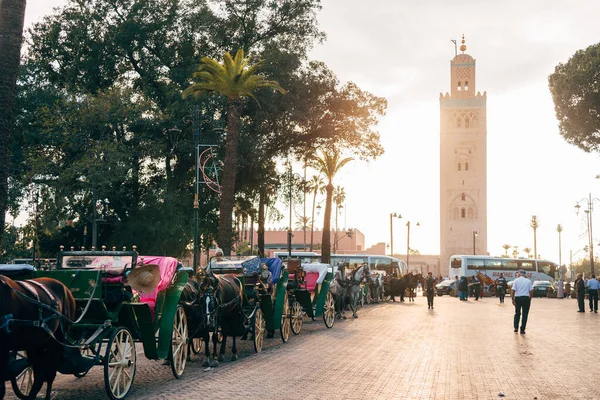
[459,276,468,300]
[496,273,508,304]
[426,272,436,309]
[575,273,586,312]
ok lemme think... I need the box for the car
[436,279,457,296]
[532,280,555,297]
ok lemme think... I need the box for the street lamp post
[472,231,478,255]
[406,221,420,270]
[575,193,600,275]
[389,213,401,256]
[193,106,200,273]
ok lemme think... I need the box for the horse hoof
[210,359,219,367]
[202,359,209,367]
[353,314,358,318]
[217,354,224,362]
[231,354,238,361]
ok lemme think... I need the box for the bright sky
[24,0,600,265]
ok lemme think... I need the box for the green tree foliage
[549,43,600,152]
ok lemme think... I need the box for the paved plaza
[5,293,597,400]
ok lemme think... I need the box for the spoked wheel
[252,307,265,353]
[10,351,33,399]
[104,327,136,400]
[280,292,290,343]
[323,291,335,328]
[170,305,188,378]
[191,338,202,355]
[290,301,303,335]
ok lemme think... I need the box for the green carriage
[285,261,336,335]
[208,256,291,351]
[7,249,190,400]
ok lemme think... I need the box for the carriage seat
[304,272,319,293]
[137,256,180,319]
[302,263,329,292]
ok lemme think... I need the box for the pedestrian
[496,273,508,304]
[586,274,600,313]
[471,275,480,301]
[575,273,585,312]
[459,275,468,300]
[565,281,571,298]
[454,275,459,298]
[425,272,436,309]
[511,269,533,334]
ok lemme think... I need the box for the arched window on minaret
[457,163,461,171]
[461,208,466,218]
[465,117,470,129]
[457,81,462,91]
[465,162,469,171]
[464,81,469,91]
[457,118,461,128]
[461,193,466,201]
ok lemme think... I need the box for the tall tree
[502,244,511,257]
[312,150,352,264]
[0,0,27,250]
[183,49,284,255]
[549,43,600,152]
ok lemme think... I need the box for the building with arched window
[439,36,488,275]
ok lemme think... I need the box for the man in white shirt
[511,269,533,334]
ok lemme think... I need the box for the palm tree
[332,185,346,252]
[312,150,353,264]
[295,216,312,232]
[531,215,539,259]
[523,247,532,258]
[307,175,324,251]
[502,244,511,257]
[0,1,27,249]
[183,49,284,255]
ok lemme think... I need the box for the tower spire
[460,34,467,53]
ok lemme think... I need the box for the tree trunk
[310,189,317,251]
[321,182,333,264]
[257,188,266,257]
[218,99,241,255]
[0,0,27,250]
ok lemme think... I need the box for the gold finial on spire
[460,34,467,53]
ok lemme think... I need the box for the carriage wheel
[170,305,189,378]
[323,292,335,329]
[290,301,303,335]
[280,292,291,343]
[252,307,265,353]
[10,351,33,400]
[104,327,136,400]
[191,338,202,355]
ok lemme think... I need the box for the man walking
[586,274,600,313]
[511,269,533,334]
[459,275,468,300]
[425,272,436,309]
[575,273,585,313]
[496,273,508,304]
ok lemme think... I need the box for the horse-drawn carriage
[285,260,336,334]
[2,249,190,400]
[205,256,291,354]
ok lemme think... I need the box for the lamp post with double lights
[472,231,478,255]
[389,213,401,256]
[406,220,420,270]
[575,193,600,275]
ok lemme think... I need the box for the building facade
[439,37,488,276]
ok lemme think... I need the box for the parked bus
[449,255,558,283]
[273,251,406,275]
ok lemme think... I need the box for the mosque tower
[439,35,488,276]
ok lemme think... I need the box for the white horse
[329,263,348,319]
[347,264,372,318]
[370,272,385,304]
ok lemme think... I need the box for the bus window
[517,260,535,271]
[502,260,519,270]
[537,261,556,277]
[370,256,391,271]
[468,259,485,270]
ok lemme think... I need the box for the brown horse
[0,276,76,400]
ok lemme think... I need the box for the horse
[201,272,246,364]
[404,272,424,302]
[329,263,349,319]
[346,264,372,318]
[0,275,76,400]
[369,272,384,304]
[388,274,406,302]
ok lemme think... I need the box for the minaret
[439,35,488,276]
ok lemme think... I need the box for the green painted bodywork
[294,270,333,318]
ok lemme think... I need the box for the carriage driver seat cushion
[136,256,179,319]
[304,272,319,292]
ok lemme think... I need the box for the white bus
[273,251,406,275]
[449,255,558,283]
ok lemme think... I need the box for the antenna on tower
[450,39,457,56]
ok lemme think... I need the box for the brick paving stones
[4,294,596,399]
